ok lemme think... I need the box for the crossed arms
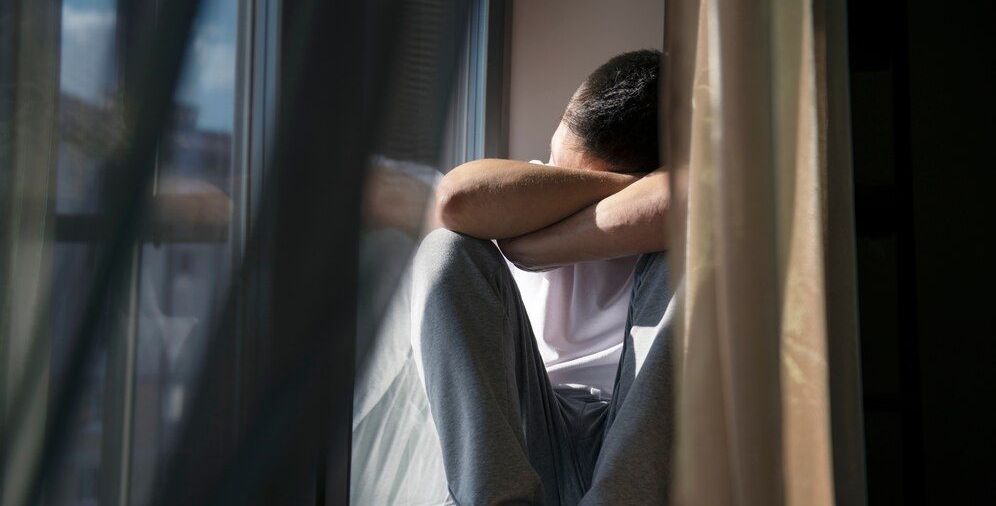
[435,159,669,271]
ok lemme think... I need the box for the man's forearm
[436,159,639,239]
[498,168,669,271]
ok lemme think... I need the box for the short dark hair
[563,49,661,172]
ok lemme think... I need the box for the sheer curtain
[663,0,866,504]
[0,2,60,504]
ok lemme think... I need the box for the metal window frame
[441,0,490,168]
[482,0,511,159]
[233,0,280,439]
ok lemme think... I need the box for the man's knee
[410,229,502,372]
[413,228,501,286]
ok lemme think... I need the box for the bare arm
[436,159,639,239]
[498,168,669,271]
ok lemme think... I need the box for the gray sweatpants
[411,229,674,505]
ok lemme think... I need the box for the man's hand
[497,167,670,271]
[435,159,639,239]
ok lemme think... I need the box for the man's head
[550,49,662,173]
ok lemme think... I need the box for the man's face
[549,120,613,172]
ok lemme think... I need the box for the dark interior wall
[905,0,996,502]
[849,0,995,503]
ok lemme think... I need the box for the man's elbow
[434,177,469,232]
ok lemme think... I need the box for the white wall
[508,0,664,161]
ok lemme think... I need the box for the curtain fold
[0,1,61,504]
[664,0,865,504]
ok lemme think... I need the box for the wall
[507,0,664,161]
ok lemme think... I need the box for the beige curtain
[662,0,866,504]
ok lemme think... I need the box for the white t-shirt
[506,256,638,396]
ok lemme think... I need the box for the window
[1,0,475,503]
[46,0,250,504]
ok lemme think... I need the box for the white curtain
[663,0,866,504]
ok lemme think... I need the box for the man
[412,49,674,505]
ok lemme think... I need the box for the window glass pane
[47,0,120,503]
[57,0,118,214]
[128,0,240,503]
